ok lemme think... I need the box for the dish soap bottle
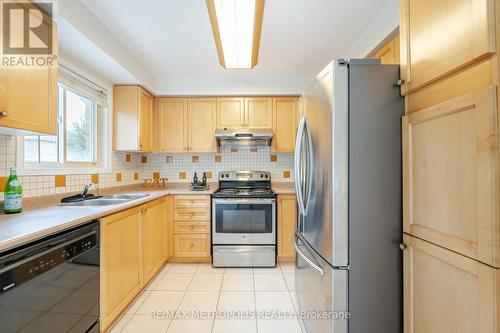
[4,167,22,214]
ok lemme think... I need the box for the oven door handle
[212,198,276,205]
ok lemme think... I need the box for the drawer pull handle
[0,111,8,117]
[190,243,194,248]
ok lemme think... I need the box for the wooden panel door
[158,98,187,152]
[245,97,273,128]
[277,195,297,262]
[142,198,167,284]
[100,207,142,330]
[370,34,400,65]
[403,85,500,267]
[187,98,216,152]
[399,0,495,94]
[173,234,211,257]
[113,86,139,151]
[402,234,499,333]
[216,97,245,129]
[139,88,153,152]
[273,97,297,152]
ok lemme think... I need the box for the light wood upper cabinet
[277,195,297,262]
[273,97,297,152]
[142,198,167,284]
[157,98,187,152]
[399,0,495,94]
[403,85,500,268]
[402,234,499,333]
[156,98,216,153]
[370,34,400,65]
[216,97,245,129]
[113,85,153,152]
[100,207,142,331]
[188,98,217,152]
[245,97,273,129]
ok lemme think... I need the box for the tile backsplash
[0,135,293,199]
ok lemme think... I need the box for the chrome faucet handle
[81,183,94,197]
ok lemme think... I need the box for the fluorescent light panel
[208,0,264,69]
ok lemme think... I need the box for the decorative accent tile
[270,155,277,162]
[141,156,147,163]
[125,154,131,162]
[116,173,122,182]
[192,156,199,163]
[230,148,238,153]
[214,155,222,163]
[166,156,174,163]
[0,176,7,192]
[250,148,258,153]
[54,175,66,188]
[283,171,291,178]
[205,171,213,179]
[134,172,139,180]
[91,174,99,184]
[153,172,160,180]
[179,172,186,179]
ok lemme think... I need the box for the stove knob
[265,174,269,178]
[226,173,230,178]
[260,174,264,178]
[221,174,224,178]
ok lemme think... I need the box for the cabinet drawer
[173,195,210,208]
[173,208,210,221]
[173,234,210,257]
[174,222,210,234]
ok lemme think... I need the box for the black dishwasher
[0,221,100,333]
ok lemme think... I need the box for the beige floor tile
[212,319,257,333]
[168,264,199,274]
[126,290,151,314]
[279,263,296,273]
[255,291,296,313]
[253,266,282,274]
[257,318,302,333]
[188,273,223,291]
[283,273,296,291]
[196,264,225,274]
[221,274,254,291]
[217,291,255,312]
[108,314,132,333]
[254,273,287,291]
[289,291,300,313]
[155,273,193,291]
[145,268,170,291]
[224,267,253,274]
[177,291,219,312]
[122,314,171,333]
[167,319,213,333]
[136,291,185,315]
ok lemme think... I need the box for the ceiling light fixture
[206,0,265,69]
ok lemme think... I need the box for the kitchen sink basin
[61,193,150,206]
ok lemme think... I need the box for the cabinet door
[142,199,167,284]
[158,98,187,152]
[187,98,216,152]
[100,208,142,330]
[277,195,297,261]
[245,97,272,129]
[0,67,56,135]
[273,97,297,152]
[216,97,245,129]
[139,88,153,152]
[400,0,495,94]
[403,86,500,268]
[402,234,499,333]
[371,34,400,65]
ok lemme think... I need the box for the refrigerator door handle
[293,231,325,276]
[302,121,314,216]
[294,117,307,215]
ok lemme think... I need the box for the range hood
[215,128,273,148]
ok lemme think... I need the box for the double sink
[61,193,150,206]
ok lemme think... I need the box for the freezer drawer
[212,245,276,267]
[294,232,348,333]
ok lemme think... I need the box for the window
[19,67,109,174]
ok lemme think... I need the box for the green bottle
[4,167,22,214]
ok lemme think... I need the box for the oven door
[212,198,276,244]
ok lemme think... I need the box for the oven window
[215,204,273,233]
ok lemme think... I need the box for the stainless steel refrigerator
[293,59,403,333]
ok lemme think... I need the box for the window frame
[17,76,111,175]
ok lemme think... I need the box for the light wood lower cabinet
[171,195,211,261]
[100,198,167,332]
[402,234,499,333]
[100,207,143,331]
[403,86,500,268]
[277,195,297,262]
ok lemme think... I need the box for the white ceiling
[67,0,397,95]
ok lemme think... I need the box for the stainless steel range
[212,171,276,267]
